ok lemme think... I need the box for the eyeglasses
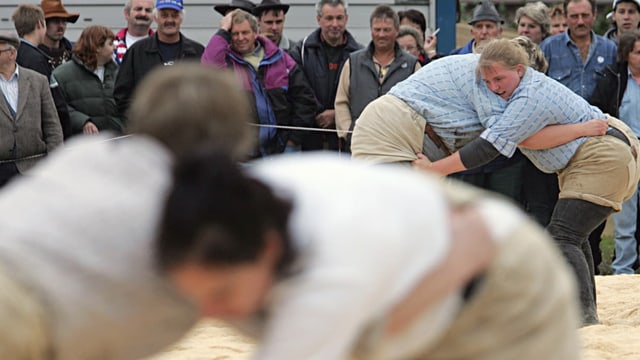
[0,48,13,54]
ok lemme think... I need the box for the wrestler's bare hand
[412,153,433,172]
[580,118,608,137]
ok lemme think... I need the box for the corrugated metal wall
[0,0,432,46]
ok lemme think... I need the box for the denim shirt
[540,31,617,99]
[620,67,640,137]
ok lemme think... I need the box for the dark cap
[468,1,504,25]
[253,0,289,16]
[40,0,80,24]
[214,0,256,16]
[0,31,20,49]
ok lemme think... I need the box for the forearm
[414,152,467,176]
[41,88,64,150]
[416,138,501,175]
[288,69,316,145]
[68,106,91,133]
[201,31,231,67]
[519,121,603,150]
[431,152,466,175]
[334,61,351,139]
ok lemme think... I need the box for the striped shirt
[0,64,19,114]
[388,54,484,152]
[473,68,604,173]
[391,53,605,173]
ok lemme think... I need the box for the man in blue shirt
[540,0,616,99]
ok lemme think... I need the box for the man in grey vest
[335,5,419,152]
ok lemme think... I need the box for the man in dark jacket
[202,9,316,157]
[289,0,362,151]
[114,0,204,119]
[12,4,71,139]
[334,5,419,152]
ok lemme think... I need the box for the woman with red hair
[52,25,123,136]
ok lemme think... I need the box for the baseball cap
[613,0,640,10]
[156,0,183,11]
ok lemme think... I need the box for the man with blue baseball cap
[114,0,204,121]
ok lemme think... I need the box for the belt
[424,123,451,156]
[606,127,637,158]
[606,127,629,146]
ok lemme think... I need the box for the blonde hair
[127,63,254,160]
[510,36,548,72]
[478,37,548,73]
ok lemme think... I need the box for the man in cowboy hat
[253,0,294,51]
[450,1,503,55]
[38,0,80,69]
[213,0,256,16]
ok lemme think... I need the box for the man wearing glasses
[0,31,63,187]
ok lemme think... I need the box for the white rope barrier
[248,123,353,134]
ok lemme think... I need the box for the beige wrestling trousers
[0,264,51,359]
[355,183,581,360]
[557,115,640,211]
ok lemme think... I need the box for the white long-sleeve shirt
[0,135,197,359]
[240,154,525,359]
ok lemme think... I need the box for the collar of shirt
[242,43,265,71]
[18,38,35,48]
[0,64,19,82]
[564,30,596,47]
[628,66,640,85]
[320,32,347,47]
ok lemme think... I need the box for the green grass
[598,235,614,275]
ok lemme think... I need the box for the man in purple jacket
[202,9,316,157]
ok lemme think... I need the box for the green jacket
[52,55,123,135]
